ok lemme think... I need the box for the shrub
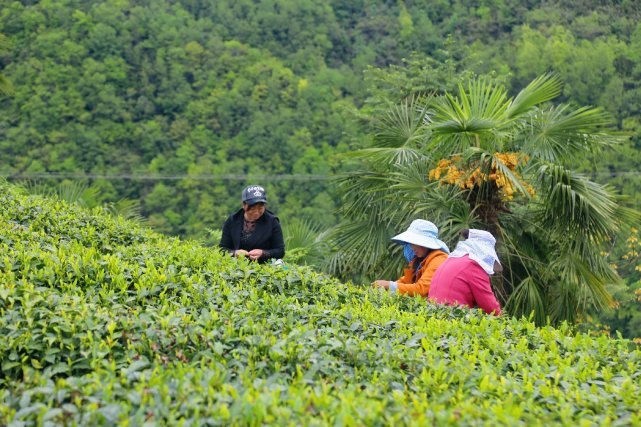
[1,183,640,425]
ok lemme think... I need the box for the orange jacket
[396,250,448,297]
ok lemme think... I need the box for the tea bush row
[1,183,640,426]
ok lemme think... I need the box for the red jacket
[428,255,501,315]
[396,250,448,297]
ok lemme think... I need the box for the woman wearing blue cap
[219,185,285,263]
[373,219,449,297]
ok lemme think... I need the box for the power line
[2,172,333,181]
[2,170,641,181]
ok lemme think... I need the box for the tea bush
[1,182,640,426]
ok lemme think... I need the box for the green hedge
[1,183,640,426]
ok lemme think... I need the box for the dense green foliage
[0,33,13,95]
[2,183,641,424]
[0,0,359,234]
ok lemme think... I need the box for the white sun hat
[449,229,501,275]
[391,219,450,254]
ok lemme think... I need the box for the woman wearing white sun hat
[372,219,449,298]
[428,229,502,315]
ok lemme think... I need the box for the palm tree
[326,74,639,325]
[282,218,331,268]
[22,180,145,223]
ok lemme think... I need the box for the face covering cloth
[403,243,415,262]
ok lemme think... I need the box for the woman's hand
[235,249,249,257]
[248,249,264,260]
[372,280,390,289]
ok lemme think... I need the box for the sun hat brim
[244,197,267,206]
[391,230,449,252]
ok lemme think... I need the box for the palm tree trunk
[467,183,508,303]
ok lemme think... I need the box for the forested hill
[1,0,641,239]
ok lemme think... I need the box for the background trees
[2,1,641,235]
[0,33,12,96]
[0,1,361,239]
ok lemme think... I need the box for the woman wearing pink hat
[372,219,449,298]
[428,229,502,315]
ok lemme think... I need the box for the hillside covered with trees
[2,1,641,230]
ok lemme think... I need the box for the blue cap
[242,185,267,206]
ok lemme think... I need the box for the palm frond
[206,228,223,244]
[104,199,145,222]
[563,237,620,281]
[388,159,474,227]
[343,147,428,168]
[506,73,562,118]
[506,277,546,325]
[498,212,549,271]
[322,218,396,279]
[412,187,474,238]
[537,164,621,240]
[520,105,619,162]
[372,95,431,148]
[430,97,504,138]
[464,78,510,121]
[20,180,51,197]
[323,249,351,279]
[427,79,513,155]
[284,218,320,250]
[21,180,97,207]
[430,116,502,136]
[282,218,330,267]
[389,162,475,246]
[545,251,615,323]
[387,156,433,193]
[335,171,397,220]
[546,282,580,325]
[613,204,641,226]
[59,181,102,208]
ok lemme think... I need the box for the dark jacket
[219,208,285,263]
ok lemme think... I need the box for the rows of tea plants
[1,182,640,426]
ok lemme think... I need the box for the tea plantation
[1,182,640,426]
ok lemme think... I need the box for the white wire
[2,172,333,181]
[2,171,640,181]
